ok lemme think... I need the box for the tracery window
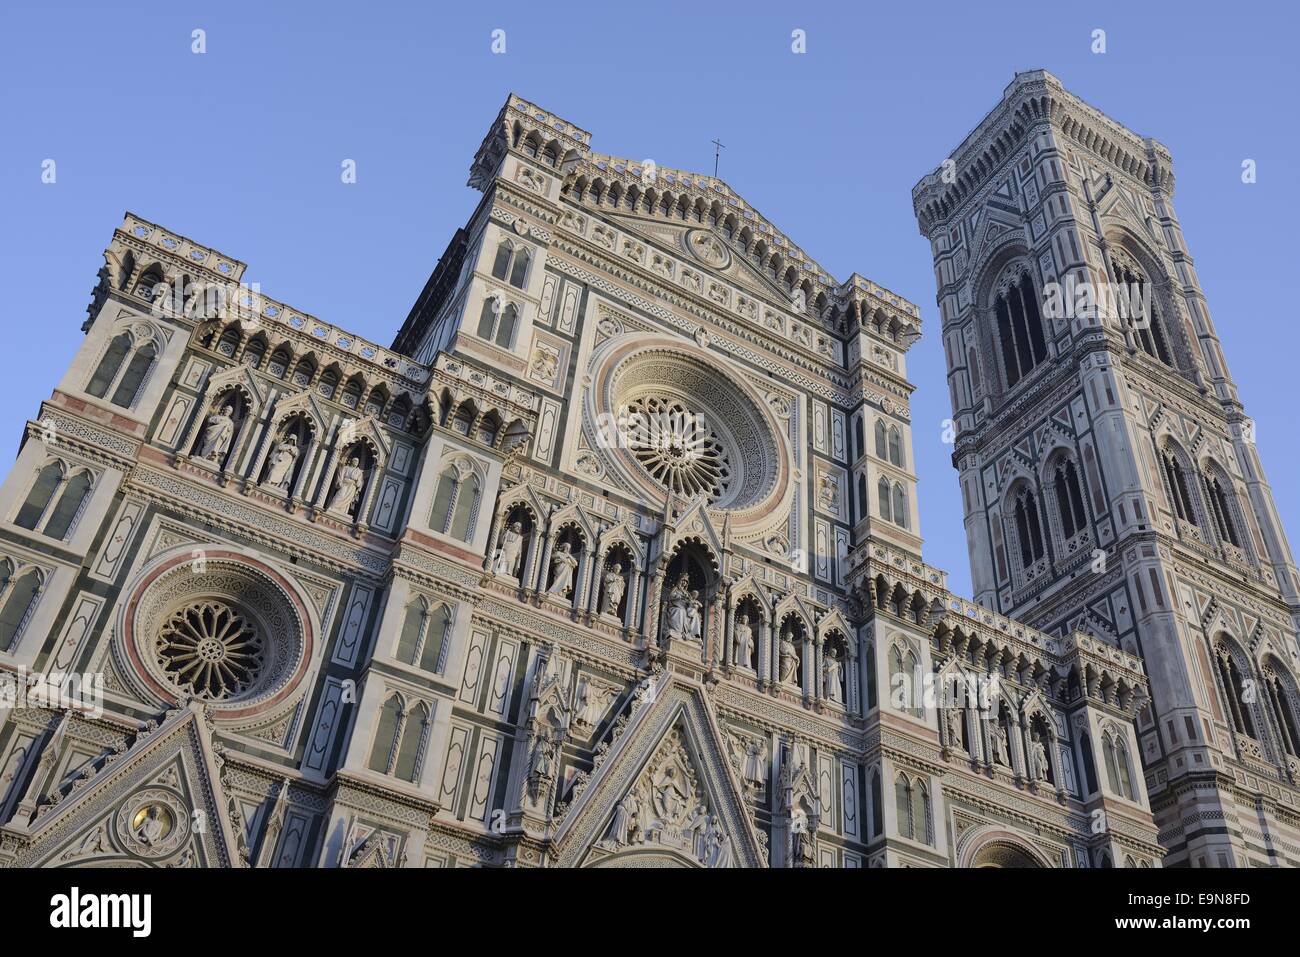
[13,460,94,541]
[0,561,42,652]
[429,464,481,542]
[155,600,265,701]
[1113,257,1173,365]
[874,420,887,459]
[87,328,159,409]
[1012,487,1046,567]
[490,240,531,289]
[1051,458,1088,539]
[894,775,932,844]
[1202,469,1241,548]
[394,599,451,673]
[993,271,1048,389]
[475,297,518,348]
[1264,664,1300,758]
[1214,641,1257,739]
[369,695,430,784]
[1102,729,1137,800]
[1160,446,1199,527]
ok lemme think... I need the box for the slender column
[847,648,860,713]
[757,617,771,687]
[723,600,736,673]
[643,565,666,648]
[572,545,594,614]
[626,566,643,634]
[813,638,824,706]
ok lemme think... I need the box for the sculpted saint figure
[265,434,299,489]
[199,405,235,461]
[327,457,365,515]
[134,806,167,846]
[607,794,640,846]
[664,575,691,638]
[599,562,626,616]
[823,652,843,703]
[685,589,702,641]
[1033,738,1050,781]
[493,521,524,578]
[733,614,754,668]
[547,541,578,597]
[779,628,799,685]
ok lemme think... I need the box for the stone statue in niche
[778,627,799,685]
[733,613,754,668]
[945,706,963,749]
[198,405,235,462]
[1032,737,1050,781]
[547,541,578,597]
[599,561,626,616]
[664,574,691,638]
[990,721,1010,767]
[327,457,365,516]
[265,434,300,489]
[492,521,525,578]
[685,590,702,641]
[823,651,843,703]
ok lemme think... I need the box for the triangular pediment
[602,211,803,305]
[5,703,243,868]
[551,675,764,868]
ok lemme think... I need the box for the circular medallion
[116,789,189,860]
[684,228,731,269]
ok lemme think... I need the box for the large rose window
[587,339,789,517]
[624,395,732,501]
[117,549,313,719]
[156,600,265,701]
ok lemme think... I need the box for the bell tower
[913,70,1300,867]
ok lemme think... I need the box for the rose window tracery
[623,395,731,501]
[155,600,265,701]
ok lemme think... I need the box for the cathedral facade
[4,78,1246,869]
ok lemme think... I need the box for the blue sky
[1,1,1296,598]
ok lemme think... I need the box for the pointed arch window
[429,465,480,543]
[1160,448,1198,526]
[14,461,94,541]
[1013,488,1046,566]
[994,271,1048,389]
[490,240,532,289]
[895,775,913,840]
[475,297,518,348]
[874,420,888,459]
[368,695,429,783]
[1202,471,1240,548]
[1052,459,1088,539]
[1114,259,1172,365]
[1102,731,1136,800]
[0,564,41,652]
[1214,644,1257,739]
[87,329,159,409]
[891,483,908,530]
[1266,669,1300,758]
[877,477,892,521]
[869,769,883,838]
[887,426,903,467]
